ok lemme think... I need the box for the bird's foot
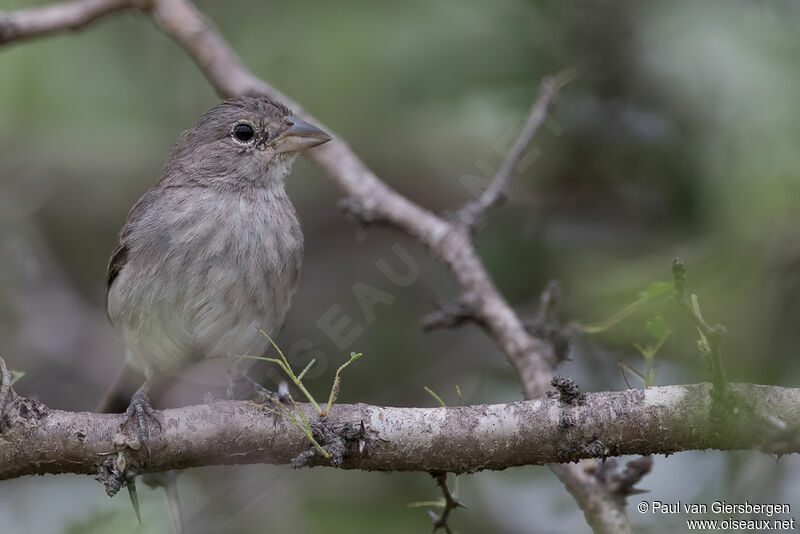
[121,387,161,453]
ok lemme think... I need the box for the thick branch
[1,383,797,481]
[0,0,139,45]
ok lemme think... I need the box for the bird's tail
[144,471,185,534]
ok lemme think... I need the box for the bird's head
[165,96,331,189]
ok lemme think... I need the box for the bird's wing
[104,188,160,313]
[104,227,131,317]
[106,239,129,292]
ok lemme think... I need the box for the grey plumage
[101,94,330,534]
[106,96,329,388]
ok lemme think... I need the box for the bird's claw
[121,388,160,454]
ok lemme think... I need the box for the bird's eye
[232,122,256,144]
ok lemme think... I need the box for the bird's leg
[226,360,283,404]
[121,376,161,449]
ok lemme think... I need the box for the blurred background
[1,0,799,532]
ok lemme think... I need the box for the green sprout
[424,385,464,407]
[581,280,673,334]
[237,330,364,459]
[9,369,24,386]
[583,281,674,387]
[325,351,362,416]
[258,400,330,459]
[424,386,446,407]
[631,315,672,387]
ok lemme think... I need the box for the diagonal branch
[455,71,573,229]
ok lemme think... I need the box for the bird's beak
[272,117,332,153]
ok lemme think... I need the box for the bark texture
[1,383,797,481]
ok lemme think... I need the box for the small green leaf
[637,281,673,301]
[645,315,669,341]
[9,369,24,386]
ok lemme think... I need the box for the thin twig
[591,456,653,496]
[456,70,574,229]
[0,0,142,45]
[421,296,478,332]
[430,473,466,533]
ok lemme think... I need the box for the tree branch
[551,462,637,534]
[2,382,798,482]
[430,473,466,534]
[455,71,572,229]
[0,0,141,45]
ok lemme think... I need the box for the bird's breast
[109,185,303,374]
